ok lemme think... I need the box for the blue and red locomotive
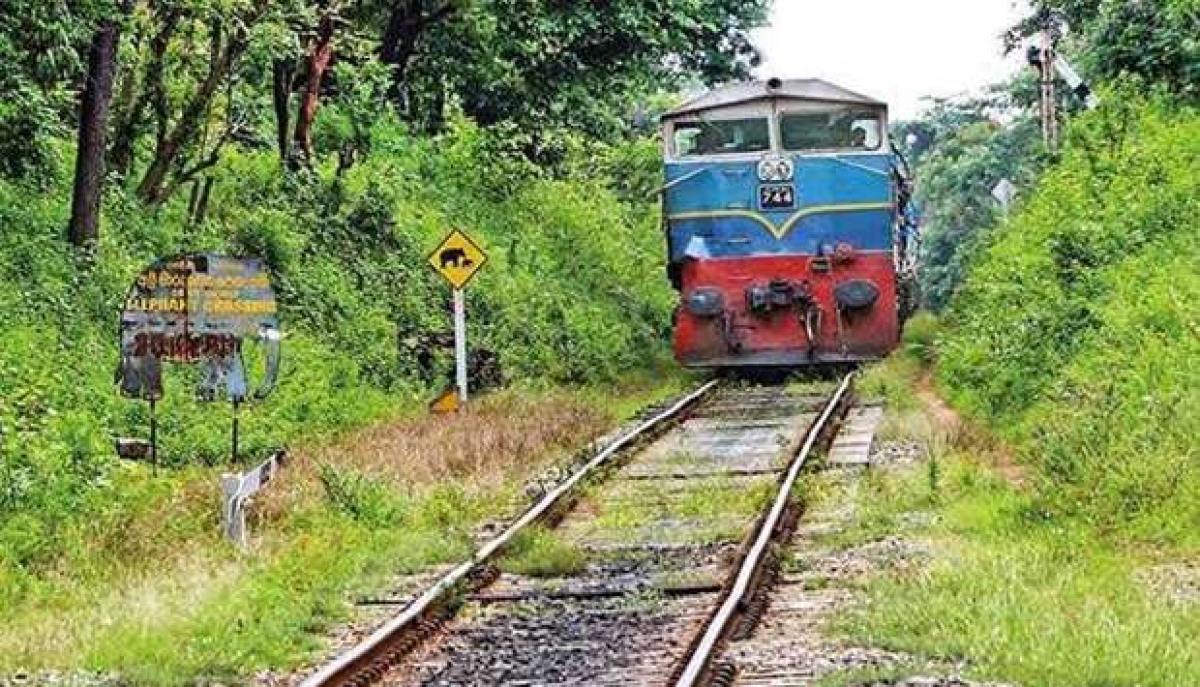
[662,78,919,368]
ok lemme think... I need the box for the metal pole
[232,399,240,463]
[453,288,468,404]
[221,473,246,548]
[1041,30,1058,150]
[149,397,158,476]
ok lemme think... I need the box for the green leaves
[902,93,1045,311]
[937,98,1200,537]
[1015,0,1199,102]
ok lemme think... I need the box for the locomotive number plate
[759,184,796,210]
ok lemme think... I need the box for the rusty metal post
[149,398,158,476]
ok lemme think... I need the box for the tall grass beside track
[0,119,681,680]
[840,339,1200,685]
[936,95,1200,546]
[837,96,1200,684]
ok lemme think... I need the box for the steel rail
[674,373,854,687]
[301,379,721,687]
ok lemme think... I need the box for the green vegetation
[0,379,684,680]
[896,97,1044,310]
[835,350,1200,685]
[877,34,1200,687]
[904,0,1199,311]
[499,526,588,578]
[838,445,1200,685]
[1,0,768,677]
[0,123,674,602]
[938,95,1199,544]
[1011,0,1199,101]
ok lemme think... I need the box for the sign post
[221,450,287,548]
[428,229,488,408]
[453,288,468,403]
[116,253,282,466]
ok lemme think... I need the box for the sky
[752,0,1031,120]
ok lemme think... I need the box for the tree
[1009,0,1199,101]
[375,0,462,112]
[68,0,134,247]
[0,1,99,183]
[136,10,259,203]
[293,4,339,166]
[408,0,768,138]
[898,90,1045,310]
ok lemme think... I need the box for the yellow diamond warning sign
[428,229,487,289]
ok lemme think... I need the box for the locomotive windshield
[673,117,771,157]
[781,109,883,152]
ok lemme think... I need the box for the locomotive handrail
[822,155,892,178]
[648,166,711,198]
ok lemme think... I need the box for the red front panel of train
[674,253,899,367]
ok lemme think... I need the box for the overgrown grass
[832,346,1200,685]
[0,377,685,680]
[936,95,1200,544]
[840,457,1200,685]
[499,526,588,578]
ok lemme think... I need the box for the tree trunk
[193,176,214,224]
[136,19,244,205]
[67,5,129,247]
[110,7,179,177]
[272,59,295,162]
[293,11,336,166]
[379,2,457,118]
[380,2,424,113]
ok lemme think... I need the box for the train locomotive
[662,78,919,368]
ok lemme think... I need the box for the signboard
[991,178,1018,212]
[117,253,281,403]
[427,229,488,407]
[428,229,488,289]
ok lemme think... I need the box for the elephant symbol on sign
[439,248,474,269]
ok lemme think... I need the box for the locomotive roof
[662,78,885,119]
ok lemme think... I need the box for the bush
[901,311,941,364]
[937,95,1199,541]
[0,118,672,596]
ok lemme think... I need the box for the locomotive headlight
[757,157,794,183]
[684,288,724,318]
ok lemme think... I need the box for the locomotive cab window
[673,118,771,157]
[781,109,883,152]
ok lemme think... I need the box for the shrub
[0,118,672,593]
[901,311,941,364]
[937,95,1199,541]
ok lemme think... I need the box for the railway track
[301,374,855,687]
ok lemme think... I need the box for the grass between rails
[824,341,1200,685]
[499,527,588,578]
[579,471,779,546]
[0,371,692,683]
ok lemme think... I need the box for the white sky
[752,0,1031,120]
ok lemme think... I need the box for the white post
[221,473,247,548]
[453,287,468,404]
